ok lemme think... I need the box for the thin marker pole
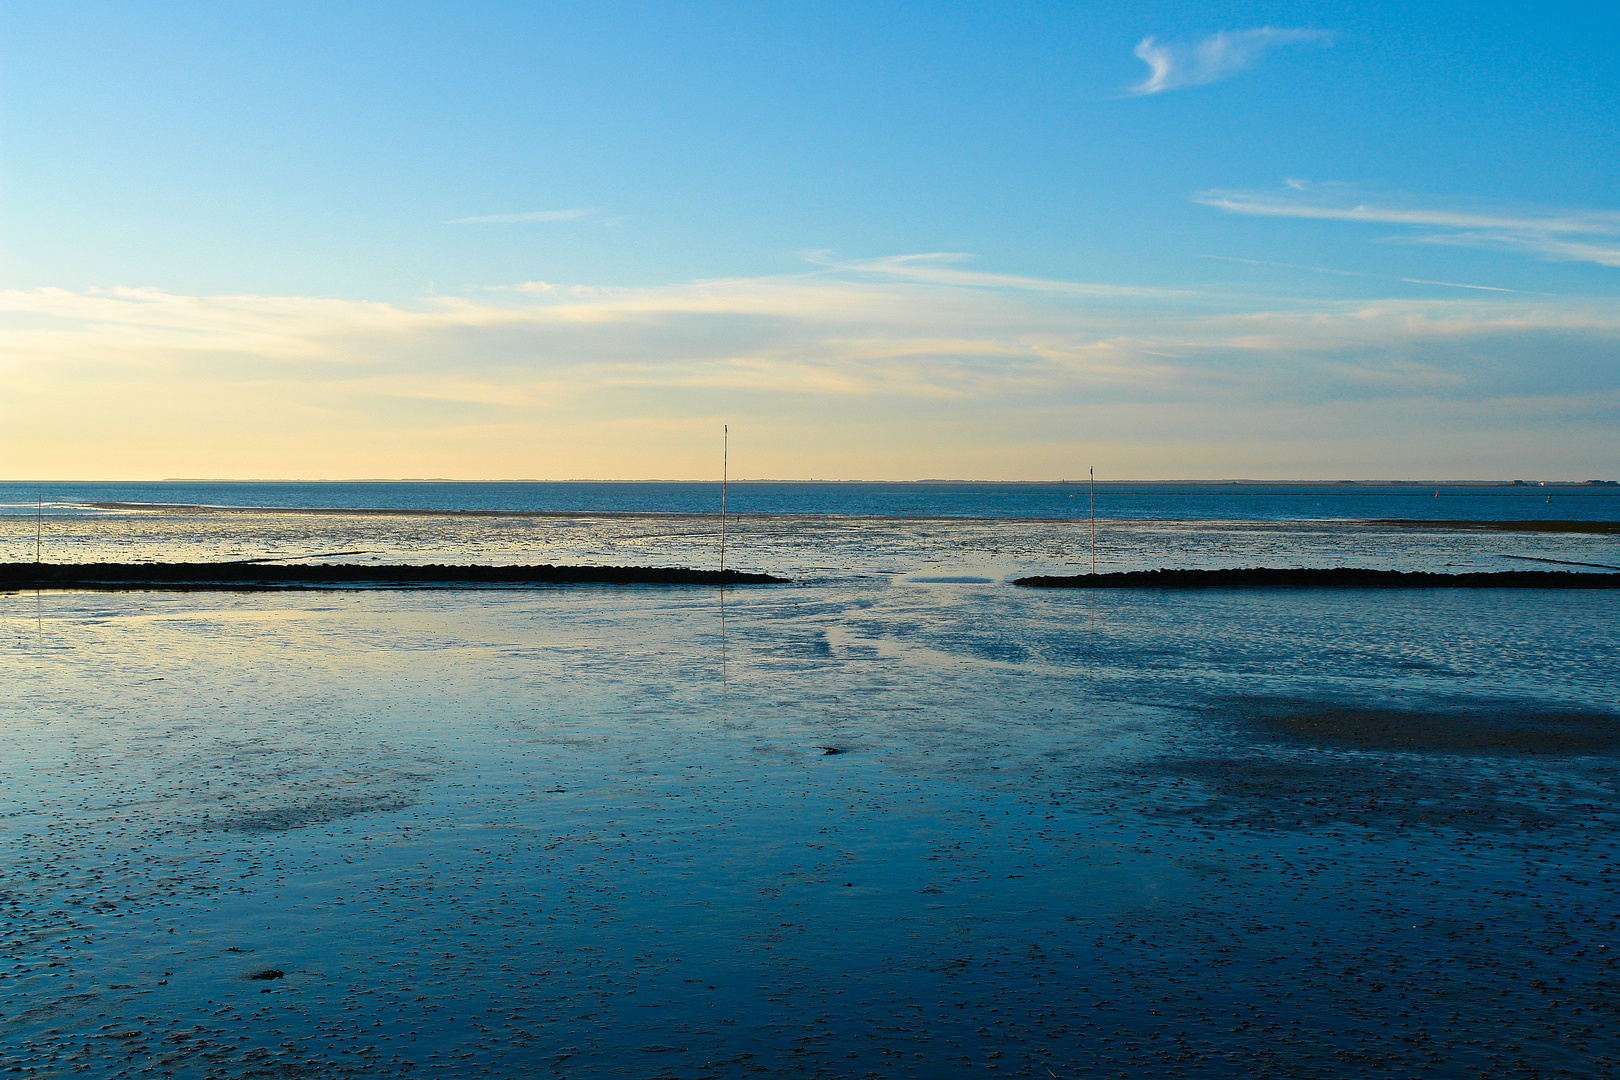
[720,425,728,575]
[1089,467,1095,575]
[36,496,43,564]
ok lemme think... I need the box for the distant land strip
[1015,568,1620,589]
[0,563,786,591]
[1378,519,1620,534]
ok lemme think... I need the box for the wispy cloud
[1198,186,1620,267]
[1195,254,1545,294]
[805,251,1179,299]
[1417,231,1620,268]
[446,208,594,224]
[4,263,1618,478]
[1130,28,1333,95]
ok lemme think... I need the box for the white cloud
[1198,186,1620,268]
[446,208,594,224]
[1130,28,1333,95]
[3,262,1617,478]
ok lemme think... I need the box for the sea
[4,478,1620,520]
[2,482,1616,1077]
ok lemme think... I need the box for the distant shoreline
[20,478,1620,486]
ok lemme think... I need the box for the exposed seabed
[2,577,1616,1077]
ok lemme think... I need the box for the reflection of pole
[1089,467,1095,575]
[720,425,728,575]
[719,429,730,703]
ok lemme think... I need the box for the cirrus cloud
[1131,28,1334,95]
[1198,185,1620,268]
[446,208,595,224]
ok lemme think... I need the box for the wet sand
[2,581,1616,1077]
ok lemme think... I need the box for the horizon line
[3,477,1614,486]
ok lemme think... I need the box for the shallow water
[3,569,1617,1077]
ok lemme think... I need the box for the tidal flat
[2,567,1616,1078]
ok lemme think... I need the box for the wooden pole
[1089,467,1095,575]
[720,425,728,575]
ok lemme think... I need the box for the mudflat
[0,561,786,590]
[1016,566,1620,588]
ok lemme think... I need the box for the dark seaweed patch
[1240,702,1620,755]
[1135,754,1580,832]
[0,561,787,591]
[1126,699,1620,832]
[206,795,416,833]
[1016,567,1620,589]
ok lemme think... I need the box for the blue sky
[2,1,1616,478]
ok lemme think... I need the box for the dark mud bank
[1234,700,1620,755]
[1015,567,1620,588]
[0,562,787,591]
[1379,518,1620,534]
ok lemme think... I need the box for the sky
[2,0,1616,480]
